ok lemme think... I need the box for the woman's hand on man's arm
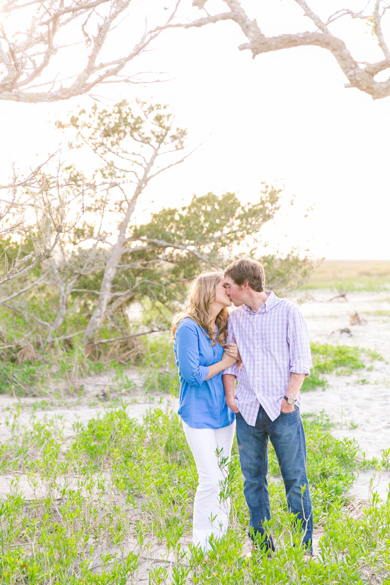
[204,344,238,380]
[225,342,242,367]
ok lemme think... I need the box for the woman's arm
[175,324,209,386]
[175,323,238,385]
[205,350,237,380]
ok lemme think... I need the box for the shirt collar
[243,291,278,314]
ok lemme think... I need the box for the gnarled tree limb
[167,0,390,99]
[0,0,181,102]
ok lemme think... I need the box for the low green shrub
[0,361,48,395]
[302,343,383,391]
[1,407,388,584]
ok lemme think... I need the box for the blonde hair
[171,272,229,346]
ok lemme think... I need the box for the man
[222,258,313,554]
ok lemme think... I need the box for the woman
[172,272,238,552]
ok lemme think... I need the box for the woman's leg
[182,421,235,551]
[213,422,236,533]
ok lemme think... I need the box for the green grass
[139,334,179,395]
[360,447,390,471]
[310,343,366,373]
[0,344,107,396]
[0,361,48,395]
[301,277,390,292]
[1,337,383,401]
[300,260,390,292]
[1,407,388,584]
[362,348,385,361]
[302,343,377,391]
[364,309,390,317]
[302,371,328,391]
[356,378,369,385]
[0,333,178,397]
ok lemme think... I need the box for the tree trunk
[47,281,67,343]
[83,152,157,343]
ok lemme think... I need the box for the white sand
[294,289,390,502]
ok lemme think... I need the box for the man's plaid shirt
[223,291,312,425]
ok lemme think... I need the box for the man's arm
[287,305,312,376]
[281,373,305,413]
[223,373,239,413]
[282,304,312,413]
[282,305,312,412]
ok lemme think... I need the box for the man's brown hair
[224,258,265,292]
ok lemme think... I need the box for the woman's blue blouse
[174,317,235,429]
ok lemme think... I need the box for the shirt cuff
[290,362,311,376]
[223,364,239,377]
[193,365,210,385]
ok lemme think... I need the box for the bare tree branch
[0,152,58,192]
[166,0,390,99]
[2,302,51,328]
[147,143,202,181]
[128,236,222,269]
[0,240,58,286]
[373,0,390,60]
[83,147,160,342]
[65,100,196,343]
[85,327,167,346]
[104,288,135,318]
[0,0,182,102]
[40,0,111,24]
[0,275,45,306]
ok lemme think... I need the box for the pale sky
[1,0,390,260]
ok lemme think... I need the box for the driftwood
[329,327,352,337]
[328,291,348,302]
[350,312,368,326]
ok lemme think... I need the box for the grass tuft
[302,343,383,391]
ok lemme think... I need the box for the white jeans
[182,420,235,551]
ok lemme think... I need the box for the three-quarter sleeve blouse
[174,317,235,429]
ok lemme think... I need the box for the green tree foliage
[62,186,313,333]
[0,100,313,356]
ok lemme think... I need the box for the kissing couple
[172,258,313,556]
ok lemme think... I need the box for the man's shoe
[251,542,274,560]
[256,535,275,553]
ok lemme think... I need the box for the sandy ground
[293,289,390,502]
[0,289,389,574]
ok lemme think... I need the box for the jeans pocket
[280,406,297,416]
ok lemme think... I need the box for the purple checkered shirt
[223,291,312,425]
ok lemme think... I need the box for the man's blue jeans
[236,406,313,551]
